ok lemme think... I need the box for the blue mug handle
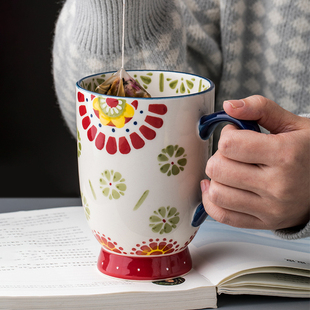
[191,110,260,227]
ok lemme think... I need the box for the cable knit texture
[52,0,310,239]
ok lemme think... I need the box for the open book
[0,206,309,310]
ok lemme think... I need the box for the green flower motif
[158,145,187,176]
[81,192,90,221]
[100,170,126,200]
[149,206,180,234]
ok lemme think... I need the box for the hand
[201,95,310,230]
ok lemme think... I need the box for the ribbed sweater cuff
[274,220,310,240]
[74,0,168,56]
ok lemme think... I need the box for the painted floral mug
[76,70,259,280]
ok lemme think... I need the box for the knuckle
[218,128,239,157]
[278,146,299,168]
[264,174,289,202]
[202,187,231,226]
[218,131,232,154]
[208,183,221,206]
[253,95,268,108]
[272,184,290,202]
[248,95,270,120]
[206,156,216,178]
[204,202,230,225]
[215,210,231,225]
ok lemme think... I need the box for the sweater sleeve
[52,0,222,138]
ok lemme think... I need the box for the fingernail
[200,180,209,193]
[224,100,245,109]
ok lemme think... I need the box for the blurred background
[1,1,80,197]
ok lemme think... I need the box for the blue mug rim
[76,69,215,100]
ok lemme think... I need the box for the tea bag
[95,0,151,98]
[96,67,151,98]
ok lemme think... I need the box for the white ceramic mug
[76,70,259,280]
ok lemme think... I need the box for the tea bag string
[120,0,126,79]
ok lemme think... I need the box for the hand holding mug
[201,95,310,232]
[77,70,305,281]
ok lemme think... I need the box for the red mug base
[97,247,192,281]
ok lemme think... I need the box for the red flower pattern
[78,92,167,155]
[131,238,180,255]
[93,230,124,254]
[93,231,198,256]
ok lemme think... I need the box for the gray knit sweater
[52,0,310,239]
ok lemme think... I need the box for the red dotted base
[97,246,192,280]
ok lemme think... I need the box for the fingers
[202,179,261,214]
[206,150,264,193]
[220,95,308,165]
[202,95,310,231]
[200,179,266,229]
[218,124,279,165]
[223,95,301,134]
[201,176,310,230]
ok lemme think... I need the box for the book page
[190,219,310,287]
[0,207,214,298]
[223,272,310,290]
[217,285,309,298]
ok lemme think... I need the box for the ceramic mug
[76,70,259,280]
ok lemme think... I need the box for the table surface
[1,198,309,310]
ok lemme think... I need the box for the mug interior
[77,70,213,98]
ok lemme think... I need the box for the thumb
[223,95,300,134]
